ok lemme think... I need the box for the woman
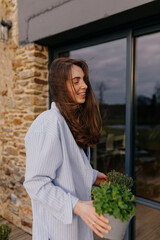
[24,58,111,240]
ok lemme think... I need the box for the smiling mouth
[78,92,86,98]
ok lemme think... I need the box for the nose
[80,80,88,89]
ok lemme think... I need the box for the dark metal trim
[133,23,160,37]
[49,23,160,240]
[124,30,136,240]
[54,30,129,58]
[133,25,160,214]
[125,30,134,178]
[136,197,160,210]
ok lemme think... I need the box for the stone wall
[0,0,49,234]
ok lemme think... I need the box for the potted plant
[92,170,136,240]
[0,224,11,240]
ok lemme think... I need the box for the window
[135,32,160,203]
[135,32,160,240]
[52,27,160,240]
[59,39,126,174]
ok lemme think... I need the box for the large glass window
[54,28,160,240]
[135,32,160,240]
[135,32,160,203]
[59,38,126,175]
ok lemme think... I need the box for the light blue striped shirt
[24,102,98,240]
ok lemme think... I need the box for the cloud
[69,32,160,104]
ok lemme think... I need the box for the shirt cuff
[63,193,79,224]
[71,195,79,210]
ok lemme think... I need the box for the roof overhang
[18,0,158,46]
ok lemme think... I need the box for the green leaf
[91,171,136,222]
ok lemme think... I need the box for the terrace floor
[1,202,160,240]
[0,216,31,240]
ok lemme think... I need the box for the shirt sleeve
[92,169,98,185]
[23,117,79,225]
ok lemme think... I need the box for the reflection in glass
[136,204,160,240]
[59,38,126,174]
[136,33,160,202]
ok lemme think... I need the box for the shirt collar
[51,101,90,158]
[51,102,60,113]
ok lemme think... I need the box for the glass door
[135,31,160,239]
[58,38,127,178]
[56,38,127,240]
[51,27,160,240]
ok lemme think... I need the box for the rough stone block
[12,59,22,70]
[8,204,19,215]
[34,57,48,65]
[13,118,22,125]
[34,52,47,59]
[19,70,41,80]
[11,193,17,204]
[24,115,35,121]
[5,147,18,156]
[31,106,47,113]
[19,151,26,157]
[22,96,32,106]
[32,96,46,106]
[34,44,43,51]
[10,179,16,186]
[21,217,32,228]
[14,89,24,94]
[7,99,16,109]
[33,78,48,85]
[4,166,13,176]
[3,211,13,222]
[19,80,29,86]
[16,48,25,55]
[23,122,32,128]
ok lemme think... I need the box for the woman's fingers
[97,214,111,230]
[97,219,111,231]
[87,220,105,239]
[87,213,111,239]
[90,215,111,233]
[98,214,109,223]
[93,223,109,237]
[87,202,111,235]
[91,210,111,231]
[73,200,111,238]
[91,225,104,238]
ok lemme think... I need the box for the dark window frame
[49,23,160,240]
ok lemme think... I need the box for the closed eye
[72,77,80,84]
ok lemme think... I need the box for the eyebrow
[72,76,81,80]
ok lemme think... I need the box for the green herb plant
[0,224,11,240]
[92,170,136,222]
[107,170,134,189]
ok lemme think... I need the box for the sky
[69,32,160,105]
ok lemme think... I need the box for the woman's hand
[94,171,107,186]
[73,200,111,238]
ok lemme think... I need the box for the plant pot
[103,214,132,240]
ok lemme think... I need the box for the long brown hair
[49,57,102,148]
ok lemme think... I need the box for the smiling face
[66,64,88,104]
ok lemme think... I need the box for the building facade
[0,0,160,239]
[0,0,49,234]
